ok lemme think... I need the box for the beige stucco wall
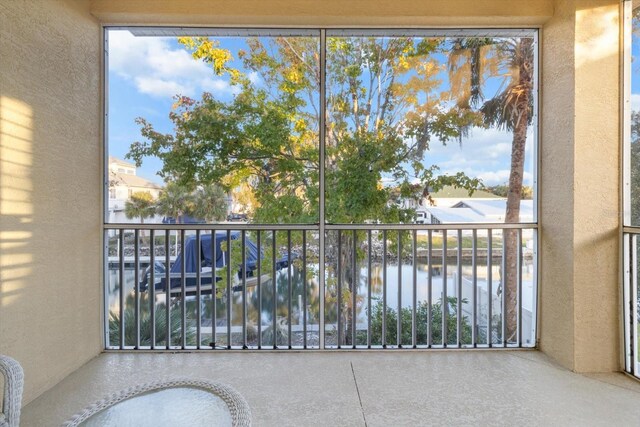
[540,0,578,371]
[90,0,553,27]
[0,0,102,405]
[540,0,620,372]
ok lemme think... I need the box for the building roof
[452,199,534,221]
[430,185,500,199]
[108,156,136,168]
[425,207,489,223]
[109,171,162,190]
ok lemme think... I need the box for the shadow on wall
[0,96,33,342]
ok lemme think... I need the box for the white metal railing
[104,223,537,351]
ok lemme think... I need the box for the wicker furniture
[0,355,24,427]
[63,378,251,426]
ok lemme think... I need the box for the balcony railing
[623,228,640,378]
[104,223,537,350]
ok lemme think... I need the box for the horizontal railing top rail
[622,226,640,234]
[104,222,538,231]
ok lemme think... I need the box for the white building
[451,199,535,222]
[425,199,535,224]
[108,156,164,223]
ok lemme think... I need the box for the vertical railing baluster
[104,230,110,348]
[119,229,125,350]
[134,229,140,349]
[412,229,417,349]
[427,230,433,348]
[196,230,201,349]
[226,230,231,349]
[150,229,156,349]
[211,229,216,348]
[382,229,387,348]
[397,230,402,348]
[487,230,493,347]
[242,230,247,349]
[302,231,307,349]
[457,229,462,348]
[257,230,262,349]
[501,230,506,348]
[337,230,342,348]
[287,230,292,349]
[472,229,477,348]
[165,229,170,349]
[272,230,277,349]
[367,230,372,349]
[352,229,357,349]
[517,228,523,347]
[180,229,186,349]
[442,230,448,347]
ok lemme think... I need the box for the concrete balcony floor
[22,350,640,426]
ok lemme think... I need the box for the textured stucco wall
[540,0,620,372]
[0,0,102,404]
[540,0,577,371]
[572,0,620,372]
[90,0,553,26]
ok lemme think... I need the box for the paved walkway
[22,350,640,426]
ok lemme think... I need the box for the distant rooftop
[430,185,500,199]
[109,170,162,190]
[452,199,535,221]
[108,156,136,168]
[425,207,488,223]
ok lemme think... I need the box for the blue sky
[632,24,640,111]
[107,29,535,189]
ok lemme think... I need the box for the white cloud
[134,77,190,98]
[201,78,240,95]
[418,126,537,186]
[109,30,237,99]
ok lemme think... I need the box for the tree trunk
[326,230,357,347]
[503,38,533,343]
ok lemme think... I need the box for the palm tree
[125,191,156,244]
[155,182,194,224]
[124,191,156,223]
[448,37,534,342]
[192,184,228,223]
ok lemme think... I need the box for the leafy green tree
[192,184,228,223]
[448,37,534,342]
[129,36,482,224]
[487,184,533,199]
[124,191,156,223]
